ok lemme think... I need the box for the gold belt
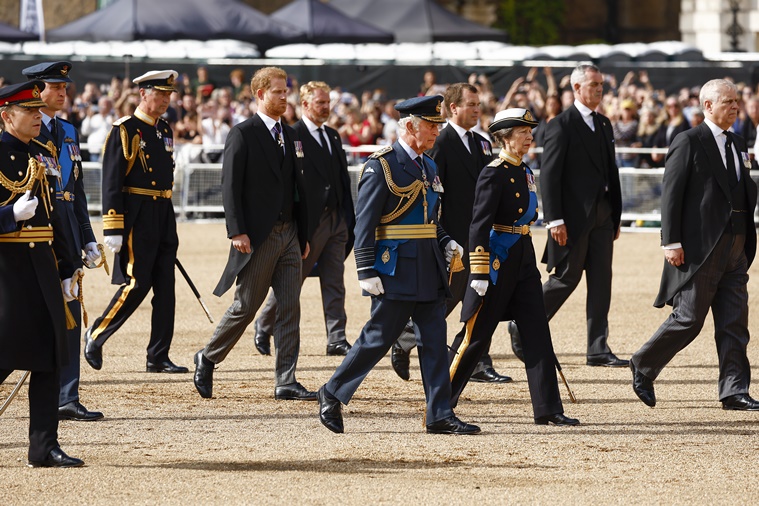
[0,226,54,244]
[493,224,531,235]
[375,224,437,240]
[56,191,75,201]
[123,186,173,199]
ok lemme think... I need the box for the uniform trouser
[256,208,349,345]
[0,368,60,462]
[59,300,81,406]
[542,196,614,357]
[326,296,454,424]
[449,239,563,420]
[88,204,177,363]
[396,263,497,373]
[632,232,751,401]
[205,221,303,387]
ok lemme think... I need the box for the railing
[79,143,759,224]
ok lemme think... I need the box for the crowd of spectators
[3,65,759,167]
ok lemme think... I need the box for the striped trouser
[204,221,303,386]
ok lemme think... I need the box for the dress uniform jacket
[0,133,75,371]
[354,142,451,301]
[36,117,95,264]
[101,111,178,284]
[451,153,563,419]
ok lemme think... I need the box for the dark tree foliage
[496,0,566,46]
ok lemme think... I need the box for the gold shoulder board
[113,115,131,126]
[368,145,393,160]
[488,158,505,168]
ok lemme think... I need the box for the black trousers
[0,368,60,461]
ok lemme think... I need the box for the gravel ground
[1,223,758,505]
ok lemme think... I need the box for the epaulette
[488,158,505,167]
[113,115,131,126]
[368,145,393,159]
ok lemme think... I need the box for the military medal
[156,128,162,140]
[431,175,444,193]
[481,140,491,156]
[742,152,751,169]
[526,172,537,193]
[294,140,304,158]
[74,164,79,181]
[381,249,390,263]
[164,137,174,153]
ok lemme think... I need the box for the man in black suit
[509,64,626,367]
[630,79,759,410]
[253,81,355,357]
[390,83,511,384]
[193,67,315,402]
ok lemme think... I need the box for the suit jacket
[429,123,493,247]
[214,115,309,296]
[292,119,355,256]
[353,141,451,302]
[655,122,758,307]
[540,104,622,270]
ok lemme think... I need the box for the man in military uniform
[84,70,188,374]
[0,81,84,467]
[316,96,480,435]
[22,61,104,422]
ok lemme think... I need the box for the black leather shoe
[83,328,102,370]
[391,341,410,381]
[426,415,481,435]
[721,393,759,411]
[28,447,84,468]
[146,359,189,373]
[193,349,214,399]
[58,401,104,422]
[254,328,271,356]
[470,367,513,383]
[275,382,317,401]
[587,352,630,368]
[535,413,580,426]
[326,340,351,356]
[631,361,656,407]
[317,385,343,433]
[508,321,525,362]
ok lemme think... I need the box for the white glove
[61,278,79,302]
[359,276,385,296]
[12,190,38,222]
[470,279,488,297]
[445,240,463,263]
[83,242,101,267]
[104,235,122,253]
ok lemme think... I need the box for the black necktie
[590,111,602,133]
[50,117,58,141]
[723,130,739,187]
[466,130,478,155]
[272,122,284,161]
[317,127,331,155]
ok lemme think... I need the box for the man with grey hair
[316,95,479,435]
[509,64,626,367]
[630,79,759,410]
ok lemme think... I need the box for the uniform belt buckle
[161,189,172,199]
[63,191,72,201]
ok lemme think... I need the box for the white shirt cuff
[662,243,682,250]
[545,219,564,229]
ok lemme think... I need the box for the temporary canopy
[0,21,37,43]
[46,0,305,51]
[271,0,393,44]
[327,0,507,43]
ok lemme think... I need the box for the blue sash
[489,173,537,284]
[57,121,80,190]
[374,187,440,276]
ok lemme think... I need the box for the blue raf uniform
[23,61,103,419]
[320,95,479,433]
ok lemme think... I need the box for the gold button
[10,155,15,160]
[48,224,52,228]
[27,225,32,229]
[536,207,539,212]
[146,155,150,159]
[515,192,520,198]
[48,240,52,245]
[151,181,156,186]
[137,129,141,133]
[29,242,35,248]
[18,171,23,176]
[149,168,153,172]
[153,196,157,201]
[518,208,523,213]
[510,178,515,183]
